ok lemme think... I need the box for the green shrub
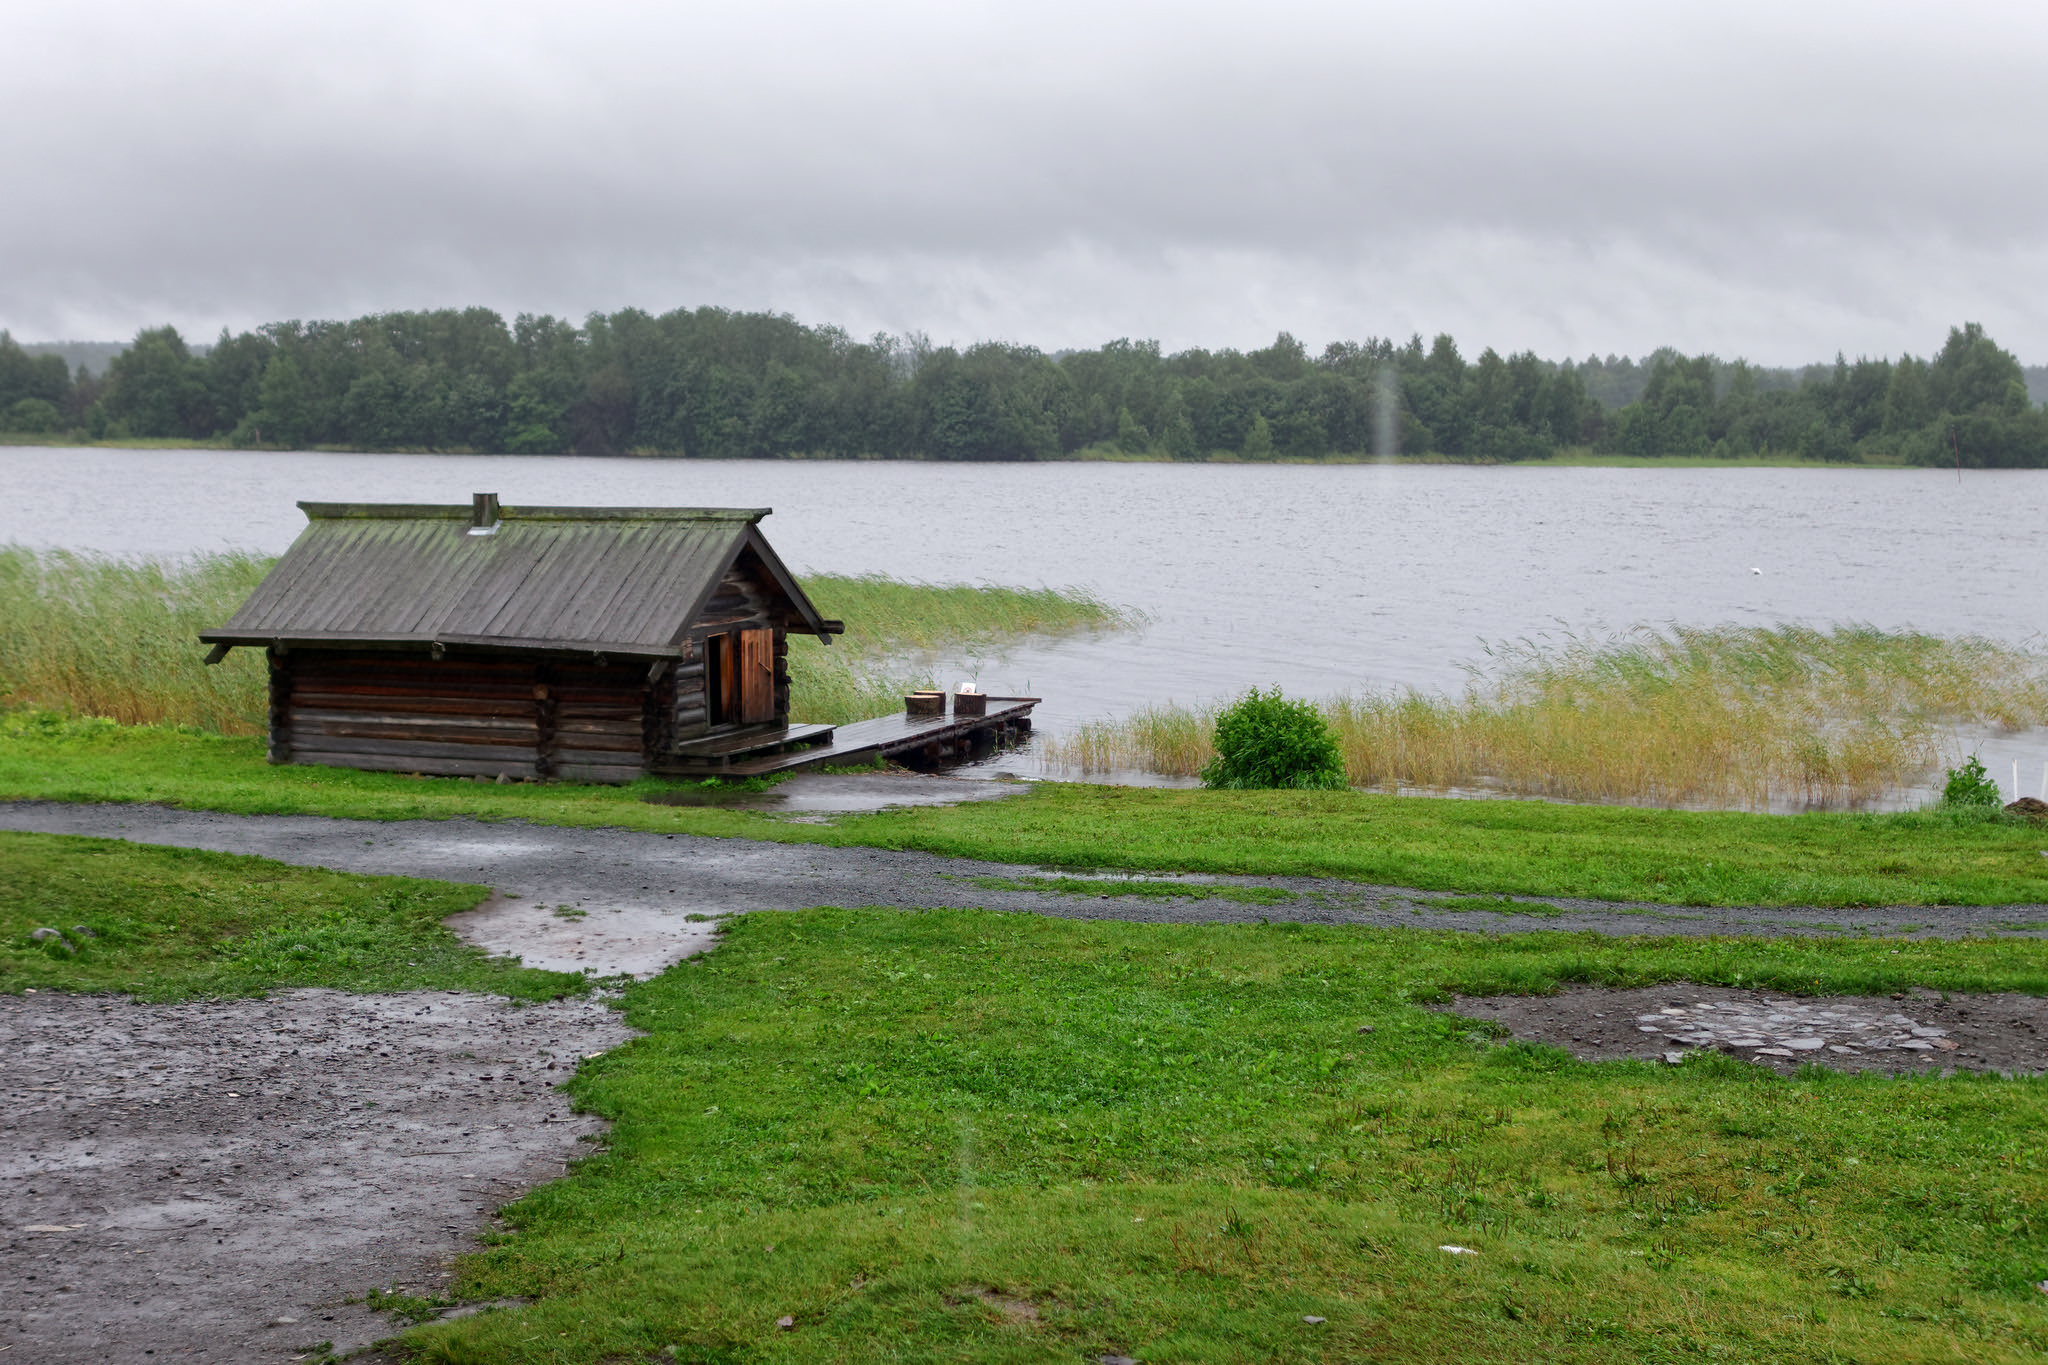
[1199,686,1346,790]
[4,398,62,433]
[1940,754,2003,807]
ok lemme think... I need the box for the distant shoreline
[0,433,1928,470]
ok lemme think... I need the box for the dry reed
[1038,624,2048,810]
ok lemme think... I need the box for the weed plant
[396,908,2048,1363]
[0,547,1128,733]
[1044,624,2048,811]
[1942,755,2006,808]
[1199,686,1347,790]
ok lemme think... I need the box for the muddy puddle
[640,770,1035,812]
[445,896,724,977]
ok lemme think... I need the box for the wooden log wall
[695,558,772,629]
[673,640,709,741]
[547,660,657,785]
[270,649,656,783]
[669,553,791,746]
[773,629,790,719]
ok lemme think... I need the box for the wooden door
[739,629,775,723]
[706,633,733,725]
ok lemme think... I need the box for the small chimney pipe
[471,492,501,528]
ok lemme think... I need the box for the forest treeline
[2,307,2044,466]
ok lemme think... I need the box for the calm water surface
[5,448,2045,801]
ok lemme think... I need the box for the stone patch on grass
[1447,983,2048,1075]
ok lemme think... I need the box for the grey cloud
[6,0,2045,363]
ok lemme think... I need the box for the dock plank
[661,698,1038,777]
[670,722,836,760]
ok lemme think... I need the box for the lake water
[4,446,2046,804]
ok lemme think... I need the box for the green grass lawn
[387,908,2048,1364]
[0,829,580,1001]
[4,714,2046,909]
[6,715,2048,1360]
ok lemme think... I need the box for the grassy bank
[0,546,1130,733]
[1044,624,2048,812]
[0,829,578,1001]
[5,715,2047,907]
[386,907,2048,1363]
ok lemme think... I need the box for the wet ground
[5,784,2047,1359]
[4,794,2046,986]
[0,989,629,1363]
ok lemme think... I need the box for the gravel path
[3,801,2044,980]
[1,989,628,1363]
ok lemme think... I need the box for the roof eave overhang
[196,629,684,661]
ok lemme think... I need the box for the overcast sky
[8,0,2045,365]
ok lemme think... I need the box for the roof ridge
[297,502,770,522]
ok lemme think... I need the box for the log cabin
[198,494,844,783]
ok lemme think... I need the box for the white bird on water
[1750,567,1762,574]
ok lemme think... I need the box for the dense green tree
[0,333,74,422]
[1883,356,1932,435]
[1929,322,2028,418]
[32,306,2043,467]
[4,398,62,432]
[1241,413,1276,460]
[1114,405,1152,454]
[241,353,311,448]
[101,326,214,438]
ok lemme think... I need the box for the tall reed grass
[0,549,1133,734]
[0,547,275,733]
[1041,624,2048,810]
[787,574,1135,725]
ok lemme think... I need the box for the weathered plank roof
[201,499,837,659]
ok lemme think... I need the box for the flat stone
[1726,1037,1768,1048]
[1897,1040,1934,1050]
[1909,1026,1947,1038]
[1782,1038,1825,1050]
[1663,1051,1686,1065]
[1637,1025,1663,1034]
[1754,1047,1796,1058]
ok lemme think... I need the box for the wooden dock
[658,698,1038,777]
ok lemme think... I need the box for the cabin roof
[200,499,836,659]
